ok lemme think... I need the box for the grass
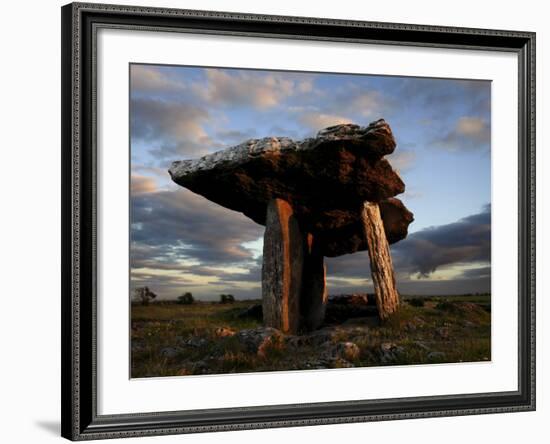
[131,295,491,378]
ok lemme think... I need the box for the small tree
[133,286,157,306]
[177,292,194,305]
[219,294,235,304]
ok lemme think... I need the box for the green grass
[131,296,491,378]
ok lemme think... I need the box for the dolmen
[169,119,413,333]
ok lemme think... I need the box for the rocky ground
[131,294,491,378]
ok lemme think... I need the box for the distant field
[131,295,491,378]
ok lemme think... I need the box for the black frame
[61,2,536,440]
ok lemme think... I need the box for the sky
[129,63,491,300]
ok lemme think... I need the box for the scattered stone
[192,360,208,373]
[427,351,446,361]
[236,327,285,357]
[379,342,406,363]
[404,323,416,333]
[214,327,236,338]
[185,337,208,348]
[404,316,427,332]
[176,367,193,376]
[394,346,405,354]
[160,347,178,359]
[413,341,431,351]
[435,327,450,340]
[301,328,337,347]
[285,335,308,349]
[304,358,331,369]
[380,342,397,352]
[330,357,354,368]
[335,342,361,361]
[435,301,487,317]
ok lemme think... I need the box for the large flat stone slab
[169,119,413,255]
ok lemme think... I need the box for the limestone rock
[362,201,400,320]
[262,199,303,334]
[300,234,328,330]
[214,327,236,338]
[324,294,378,323]
[235,327,285,357]
[334,341,361,361]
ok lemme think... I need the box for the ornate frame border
[61,2,536,440]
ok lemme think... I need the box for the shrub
[435,300,454,311]
[220,294,235,304]
[133,286,157,306]
[177,292,194,305]
[408,298,425,307]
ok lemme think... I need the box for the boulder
[236,304,263,320]
[324,294,378,323]
[214,327,236,338]
[235,327,285,357]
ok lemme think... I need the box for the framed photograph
[61,2,535,440]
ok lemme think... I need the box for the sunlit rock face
[169,119,413,257]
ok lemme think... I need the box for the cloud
[131,174,157,195]
[325,204,490,281]
[131,193,491,298]
[299,113,352,131]
[132,187,264,265]
[130,65,185,94]
[215,128,258,144]
[434,116,490,151]
[297,78,315,93]
[457,266,491,279]
[388,276,490,296]
[347,90,392,118]
[131,97,215,161]
[398,78,490,115]
[391,204,491,276]
[290,86,395,134]
[130,239,263,300]
[387,149,416,173]
[193,69,296,109]
[130,185,266,299]
[456,117,489,140]
[131,97,209,142]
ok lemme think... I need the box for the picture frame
[61,2,536,440]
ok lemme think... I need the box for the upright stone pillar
[262,198,304,334]
[361,201,400,320]
[301,233,328,331]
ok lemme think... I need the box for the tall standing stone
[262,199,304,334]
[301,234,328,331]
[361,201,400,320]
